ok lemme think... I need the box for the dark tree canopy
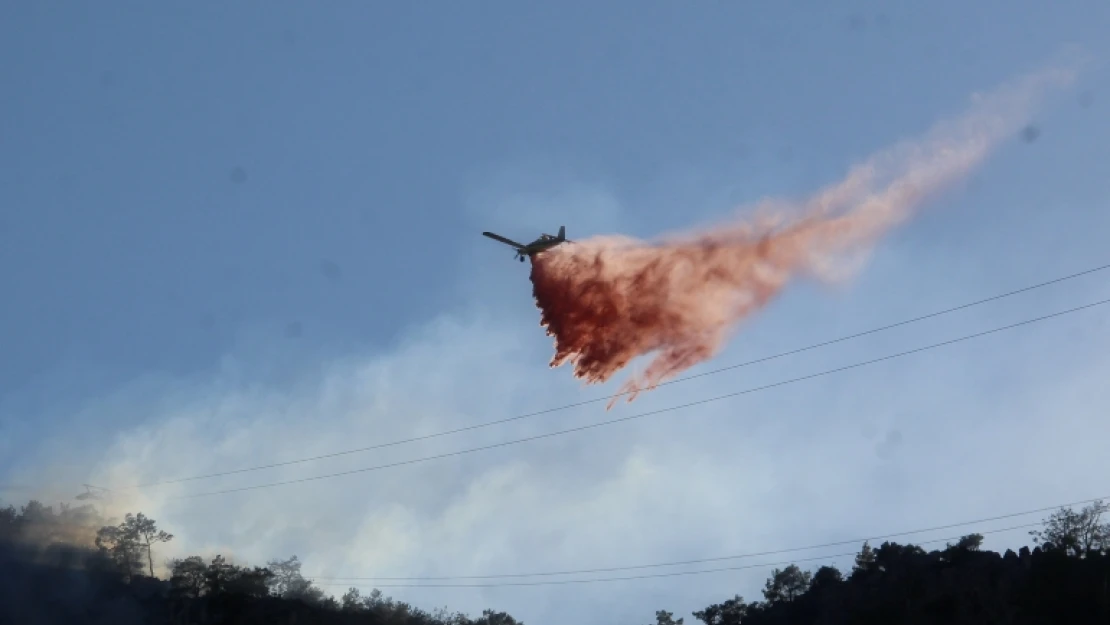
[666,503,1110,625]
[761,564,812,604]
[0,498,523,625]
[1029,500,1110,556]
[651,609,685,625]
[5,497,1110,624]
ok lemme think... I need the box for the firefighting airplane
[482,226,569,262]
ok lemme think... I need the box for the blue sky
[2,2,1109,623]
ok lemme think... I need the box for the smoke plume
[529,62,1076,407]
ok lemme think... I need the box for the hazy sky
[2,2,1109,623]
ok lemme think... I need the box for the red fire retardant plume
[527,62,1074,408]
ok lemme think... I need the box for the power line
[312,523,1042,588]
[308,494,1106,581]
[114,262,1110,491]
[161,296,1108,499]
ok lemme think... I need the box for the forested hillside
[2,498,1108,624]
[649,500,1110,625]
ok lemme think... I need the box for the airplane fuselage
[522,236,560,253]
[482,227,569,262]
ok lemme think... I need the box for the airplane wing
[482,232,526,249]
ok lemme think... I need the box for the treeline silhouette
[651,500,1110,625]
[0,499,520,625]
[2,497,1109,624]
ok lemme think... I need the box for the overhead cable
[308,493,1108,581]
[313,523,1043,588]
[161,296,1109,499]
[115,262,1110,491]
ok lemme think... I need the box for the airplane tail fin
[557,225,565,241]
